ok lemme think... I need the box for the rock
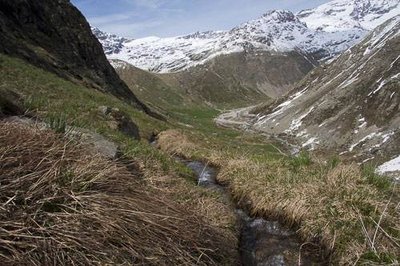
[3,116,120,159]
[0,90,25,118]
[98,106,111,116]
[2,116,47,129]
[99,106,140,140]
[67,128,120,159]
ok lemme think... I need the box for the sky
[71,0,331,38]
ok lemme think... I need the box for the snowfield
[377,155,400,180]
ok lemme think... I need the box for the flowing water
[180,158,324,266]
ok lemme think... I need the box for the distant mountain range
[93,0,400,73]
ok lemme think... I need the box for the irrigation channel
[175,157,325,265]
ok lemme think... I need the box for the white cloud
[89,12,136,25]
[122,0,166,9]
[99,19,165,36]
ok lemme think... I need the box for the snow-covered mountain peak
[93,0,400,73]
[91,27,128,55]
[231,10,307,37]
[260,10,302,24]
[298,0,400,32]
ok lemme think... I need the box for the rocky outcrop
[2,115,120,159]
[98,106,140,140]
[0,90,24,118]
[0,0,152,115]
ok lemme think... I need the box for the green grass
[0,54,167,138]
[166,106,285,162]
[0,53,202,191]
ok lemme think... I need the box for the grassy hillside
[0,54,168,138]
[111,59,190,114]
[157,51,315,109]
[2,47,399,265]
[0,53,239,264]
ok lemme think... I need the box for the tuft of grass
[46,113,68,133]
[362,164,393,190]
[290,150,312,171]
[327,155,341,169]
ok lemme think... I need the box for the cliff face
[0,0,149,113]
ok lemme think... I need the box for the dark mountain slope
[110,60,189,113]
[0,0,151,114]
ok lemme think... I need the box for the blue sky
[72,0,330,38]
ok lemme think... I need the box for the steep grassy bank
[156,128,400,264]
[0,54,238,264]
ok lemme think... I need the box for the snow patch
[368,79,387,96]
[286,106,314,133]
[302,137,319,150]
[349,131,395,152]
[377,155,400,180]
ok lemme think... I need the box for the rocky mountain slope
[0,0,149,112]
[92,27,128,55]
[94,0,400,73]
[111,50,315,109]
[218,16,400,166]
[159,51,315,107]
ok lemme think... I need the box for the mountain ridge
[93,0,400,73]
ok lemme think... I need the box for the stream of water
[179,158,323,266]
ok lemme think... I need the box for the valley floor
[1,53,399,265]
[155,108,400,265]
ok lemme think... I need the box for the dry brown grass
[152,130,237,244]
[0,122,237,265]
[156,130,198,156]
[157,129,400,264]
[219,158,400,264]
